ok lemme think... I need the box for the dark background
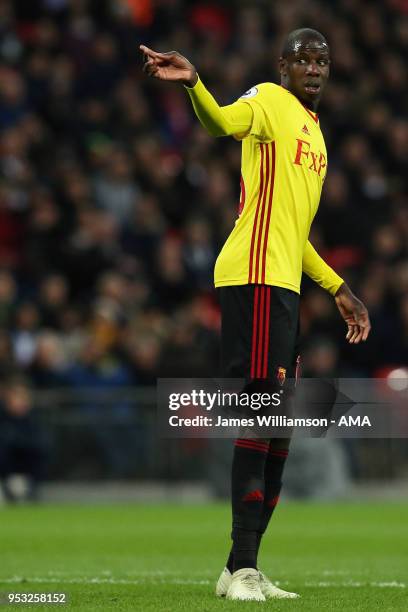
[0,0,406,492]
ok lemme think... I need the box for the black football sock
[226,548,234,573]
[256,438,290,560]
[230,438,269,571]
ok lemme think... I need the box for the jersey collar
[280,85,319,124]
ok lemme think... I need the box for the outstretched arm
[140,45,253,137]
[303,241,371,344]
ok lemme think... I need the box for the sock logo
[277,366,286,386]
[242,489,264,502]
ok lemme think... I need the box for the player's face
[279,41,330,111]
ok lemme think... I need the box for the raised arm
[140,45,253,138]
[303,241,371,343]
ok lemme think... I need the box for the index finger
[140,45,176,61]
[139,45,160,59]
[346,324,354,340]
[349,325,359,344]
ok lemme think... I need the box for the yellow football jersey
[214,83,327,293]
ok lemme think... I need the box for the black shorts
[218,284,300,385]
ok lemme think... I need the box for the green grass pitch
[0,501,407,611]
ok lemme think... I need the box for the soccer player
[141,28,371,602]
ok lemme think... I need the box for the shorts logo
[240,86,258,99]
[277,366,286,386]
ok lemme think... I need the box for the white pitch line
[44,570,218,579]
[321,570,355,576]
[0,577,405,588]
[304,581,406,588]
[0,577,211,586]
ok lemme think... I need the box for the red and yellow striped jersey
[214,83,327,293]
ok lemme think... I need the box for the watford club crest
[277,367,287,386]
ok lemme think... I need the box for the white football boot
[225,568,265,601]
[216,566,299,599]
[215,567,232,597]
[258,570,300,599]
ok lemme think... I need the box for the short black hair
[281,28,329,58]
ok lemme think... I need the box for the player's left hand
[334,283,371,344]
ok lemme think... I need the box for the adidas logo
[302,124,310,135]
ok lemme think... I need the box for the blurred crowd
[0,0,407,400]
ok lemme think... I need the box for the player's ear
[278,57,287,77]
